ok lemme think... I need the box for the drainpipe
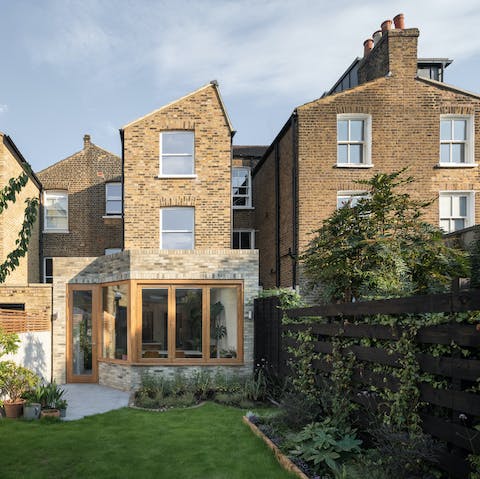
[275,143,281,287]
[119,129,125,250]
[291,111,298,289]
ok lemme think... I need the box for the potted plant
[23,387,42,420]
[0,361,39,418]
[39,381,65,419]
[55,399,68,418]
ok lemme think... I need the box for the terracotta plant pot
[40,408,61,419]
[4,399,26,419]
[394,13,405,29]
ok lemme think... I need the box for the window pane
[176,289,202,359]
[440,219,451,232]
[102,285,128,360]
[451,144,465,163]
[350,120,364,141]
[162,208,194,231]
[440,120,451,141]
[337,144,348,163]
[453,120,466,141]
[439,195,451,216]
[349,145,363,164]
[45,258,53,277]
[72,291,93,375]
[233,232,240,249]
[106,183,122,199]
[142,289,168,359]
[210,288,237,359]
[440,144,450,163]
[162,232,194,250]
[162,132,194,155]
[233,196,247,207]
[240,232,251,249]
[46,216,68,230]
[45,193,68,230]
[458,196,467,217]
[453,219,465,231]
[106,200,122,214]
[162,155,193,175]
[337,120,348,141]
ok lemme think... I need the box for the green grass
[0,403,296,479]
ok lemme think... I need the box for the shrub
[289,418,362,476]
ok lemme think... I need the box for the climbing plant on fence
[271,290,480,479]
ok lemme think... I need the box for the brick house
[254,16,480,291]
[44,82,258,390]
[37,134,123,282]
[0,133,51,379]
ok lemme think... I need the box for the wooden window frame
[135,280,244,365]
[232,167,252,208]
[43,190,69,233]
[105,182,122,216]
[159,130,196,178]
[336,113,372,168]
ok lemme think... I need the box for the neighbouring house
[232,145,268,250]
[0,133,52,380]
[36,81,259,390]
[36,134,123,281]
[254,14,480,291]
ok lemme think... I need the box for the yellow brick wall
[123,84,232,249]
[0,134,41,285]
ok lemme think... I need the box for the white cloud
[19,0,480,103]
[0,104,8,114]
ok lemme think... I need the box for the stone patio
[61,384,131,421]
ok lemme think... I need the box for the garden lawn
[0,402,296,479]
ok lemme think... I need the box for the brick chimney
[83,134,91,149]
[358,15,419,84]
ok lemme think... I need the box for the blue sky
[1,0,480,172]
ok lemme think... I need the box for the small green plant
[0,361,39,403]
[243,370,267,402]
[38,381,65,409]
[289,418,362,475]
[190,370,213,400]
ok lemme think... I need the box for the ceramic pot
[24,403,41,420]
[4,399,25,419]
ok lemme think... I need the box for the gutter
[291,111,298,289]
[119,129,125,250]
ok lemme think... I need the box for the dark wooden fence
[254,290,480,479]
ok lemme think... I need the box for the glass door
[67,287,98,383]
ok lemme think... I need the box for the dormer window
[159,131,195,177]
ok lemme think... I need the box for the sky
[1,0,480,172]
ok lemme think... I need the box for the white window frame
[105,248,122,255]
[232,229,255,249]
[159,131,196,178]
[43,257,53,284]
[439,191,475,233]
[336,113,373,168]
[105,182,122,216]
[439,115,476,167]
[43,190,68,233]
[336,190,369,209]
[232,167,252,208]
[160,207,195,250]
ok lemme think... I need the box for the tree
[0,168,39,283]
[301,170,469,303]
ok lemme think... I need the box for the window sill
[102,215,123,219]
[156,174,197,179]
[436,163,478,168]
[233,206,255,210]
[335,164,374,168]
[43,230,69,234]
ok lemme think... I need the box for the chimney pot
[393,13,405,29]
[363,38,374,57]
[83,134,91,148]
[373,30,382,44]
[381,19,392,32]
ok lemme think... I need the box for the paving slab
[61,384,131,421]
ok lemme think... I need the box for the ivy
[0,170,39,283]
